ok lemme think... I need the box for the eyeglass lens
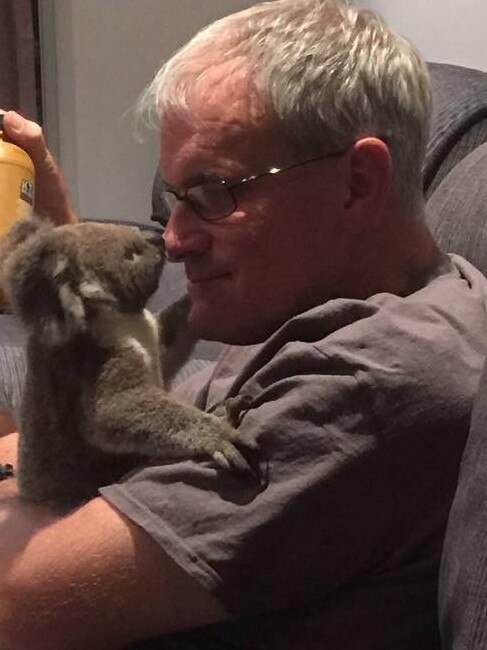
[161,183,236,221]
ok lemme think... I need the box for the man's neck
[343,212,443,300]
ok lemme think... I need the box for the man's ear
[0,215,51,282]
[343,137,392,227]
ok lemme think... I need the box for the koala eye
[123,248,142,262]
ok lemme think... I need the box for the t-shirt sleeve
[100,343,392,617]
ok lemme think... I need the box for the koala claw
[213,450,231,470]
[213,443,252,474]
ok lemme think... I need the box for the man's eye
[187,185,213,208]
[188,183,230,217]
[160,190,179,209]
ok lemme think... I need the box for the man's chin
[187,305,272,346]
[187,311,232,343]
[187,302,221,341]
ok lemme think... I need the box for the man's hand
[0,409,16,438]
[1,111,78,226]
[0,432,17,469]
[0,433,18,500]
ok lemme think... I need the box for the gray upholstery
[439,358,487,650]
[431,130,487,649]
[0,315,26,423]
[425,63,487,198]
[426,140,487,276]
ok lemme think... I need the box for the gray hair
[138,0,431,215]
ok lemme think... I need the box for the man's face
[160,73,353,345]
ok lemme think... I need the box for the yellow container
[0,115,35,236]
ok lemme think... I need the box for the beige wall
[364,0,487,72]
[45,0,255,222]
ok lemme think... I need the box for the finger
[2,111,46,163]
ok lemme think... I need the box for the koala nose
[143,230,165,254]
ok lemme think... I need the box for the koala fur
[0,216,249,509]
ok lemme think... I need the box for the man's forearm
[0,488,59,650]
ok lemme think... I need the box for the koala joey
[0,216,250,509]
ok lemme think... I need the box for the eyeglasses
[152,148,349,224]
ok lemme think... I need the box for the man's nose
[163,204,211,262]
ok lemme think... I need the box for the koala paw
[212,437,267,488]
[199,411,261,480]
[180,407,251,476]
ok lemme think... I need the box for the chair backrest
[426,140,487,277]
[439,356,487,649]
[425,63,487,198]
[428,68,487,650]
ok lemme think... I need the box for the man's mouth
[187,272,230,284]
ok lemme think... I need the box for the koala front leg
[88,385,251,473]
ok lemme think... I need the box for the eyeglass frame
[151,146,351,225]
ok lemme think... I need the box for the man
[1,1,487,648]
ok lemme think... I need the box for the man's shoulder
[178,253,487,409]
[245,253,486,363]
[301,252,485,349]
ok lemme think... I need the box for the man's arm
[0,445,227,650]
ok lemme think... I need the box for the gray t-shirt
[101,254,487,649]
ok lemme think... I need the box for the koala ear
[36,254,88,345]
[8,214,49,240]
[39,261,118,345]
[0,215,50,255]
[54,255,87,333]
[0,216,51,298]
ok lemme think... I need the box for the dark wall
[0,0,40,121]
